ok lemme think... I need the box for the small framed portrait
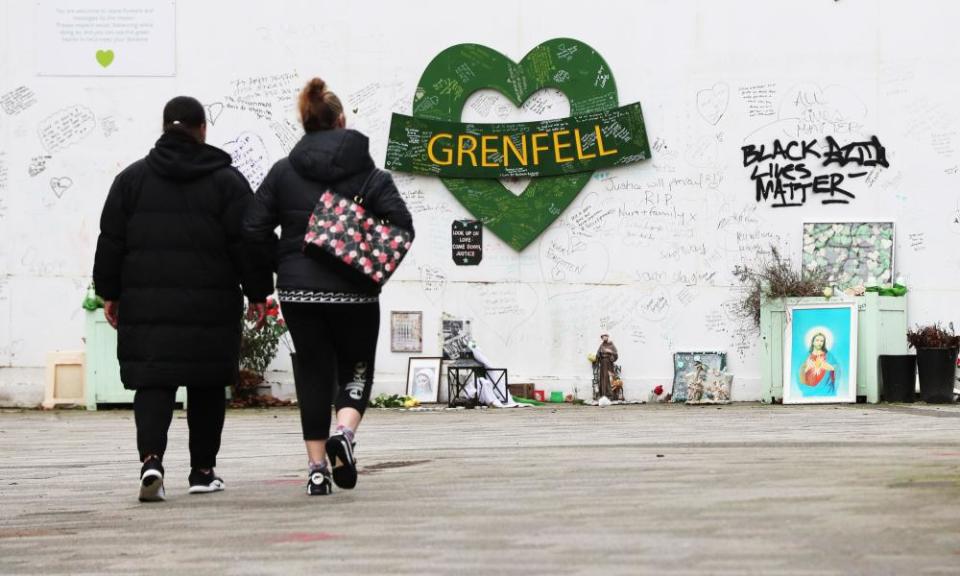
[391,311,423,353]
[406,357,442,403]
[783,301,859,404]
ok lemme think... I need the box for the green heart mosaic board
[398,38,650,251]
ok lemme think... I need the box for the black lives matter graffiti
[741,136,889,208]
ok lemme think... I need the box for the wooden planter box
[760,293,908,403]
[84,311,186,410]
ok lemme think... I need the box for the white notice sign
[37,0,176,77]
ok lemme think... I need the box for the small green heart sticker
[96,49,115,68]
[413,38,619,251]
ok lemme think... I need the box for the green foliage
[81,282,104,311]
[369,393,420,408]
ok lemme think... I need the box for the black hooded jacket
[243,128,414,295]
[93,130,273,389]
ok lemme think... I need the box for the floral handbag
[302,171,413,286]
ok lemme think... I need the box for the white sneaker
[139,460,165,502]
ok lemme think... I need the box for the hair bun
[308,77,327,95]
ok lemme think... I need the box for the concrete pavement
[2,403,960,575]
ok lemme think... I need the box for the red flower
[654,385,664,395]
[378,253,388,263]
[266,307,279,317]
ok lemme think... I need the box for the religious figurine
[592,333,624,401]
[682,360,708,403]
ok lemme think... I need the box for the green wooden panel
[760,301,773,403]
[411,38,629,251]
[85,312,185,408]
[771,311,784,400]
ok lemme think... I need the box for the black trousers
[281,301,379,441]
[133,386,226,469]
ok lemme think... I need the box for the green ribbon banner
[385,101,650,179]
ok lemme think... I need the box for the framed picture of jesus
[783,301,858,404]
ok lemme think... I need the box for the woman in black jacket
[244,78,414,496]
[94,96,273,502]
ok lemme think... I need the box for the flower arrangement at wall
[234,297,293,408]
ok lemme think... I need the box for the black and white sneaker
[139,458,165,503]
[325,432,357,490]
[188,469,225,494]
[306,468,332,496]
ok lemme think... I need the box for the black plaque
[452,219,482,265]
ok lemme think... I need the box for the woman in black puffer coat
[94,96,273,501]
[243,78,414,496]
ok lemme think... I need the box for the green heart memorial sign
[385,38,651,251]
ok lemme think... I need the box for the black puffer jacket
[243,129,414,295]
[93,131,273,389]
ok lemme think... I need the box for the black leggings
[133,386,225,469]
[281,301,379,440]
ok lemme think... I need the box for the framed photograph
[802,221,895,288]
[672,351,727,403]
[406,357,442,403]
[441,317,472,360]
[391,311,423,353]
[783,302,858,404]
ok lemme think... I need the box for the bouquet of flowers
[235,297,293,407]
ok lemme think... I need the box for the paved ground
[2,403,960,575]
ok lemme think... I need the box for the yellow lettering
[481,135,499,168]
[503,135,528,167]
[595,125,618,157]
[574,128,596,160]
[427,133,453,166]
[552,130,574,163]
[458,134,479,167]
[531,132,550,165]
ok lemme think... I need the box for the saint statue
[592,333,623,401]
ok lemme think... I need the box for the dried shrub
[907,323,960,350]
[732,245,829,327]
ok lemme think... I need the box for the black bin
[917,348,958,404]
[879,355,916,403]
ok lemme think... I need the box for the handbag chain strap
[349,169,389,224]
[351,169,377,206]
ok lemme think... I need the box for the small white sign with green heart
[36,0,174,77]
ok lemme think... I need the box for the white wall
[2,0,959,406]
